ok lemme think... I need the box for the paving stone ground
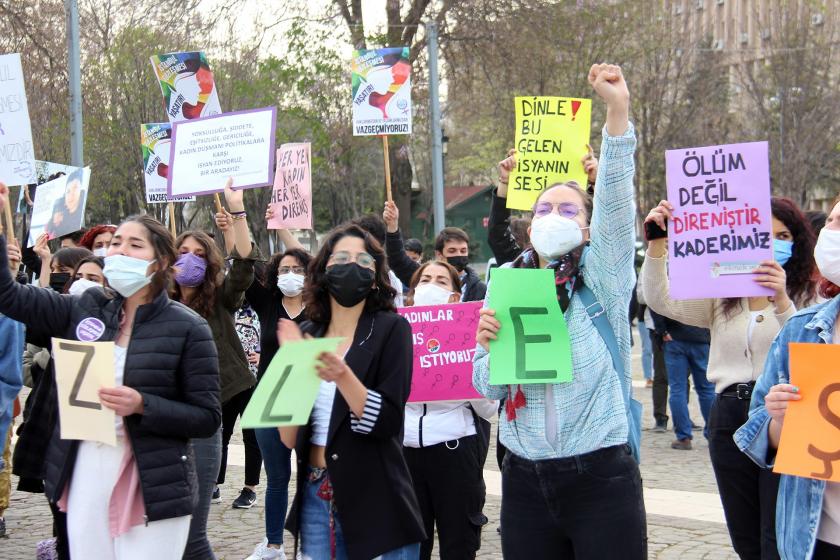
[1,344,738,559]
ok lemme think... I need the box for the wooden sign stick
[382,135,392,202]
[213,193,224,214]
[4,193,16,244]
[168,202,177,238]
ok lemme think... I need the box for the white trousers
[66,439,191,560]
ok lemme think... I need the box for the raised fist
[588,63,630,109]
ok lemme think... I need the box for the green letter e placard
[489,268,573,385]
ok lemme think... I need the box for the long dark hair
[51,247,92,271]
[263,248,313,299]
[171,230,224,318]
[721,196,817,316]
[120,214,177,298]
[303,224,396,324]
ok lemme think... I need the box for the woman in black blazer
[280,223,425,560]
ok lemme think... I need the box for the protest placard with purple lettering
[399,301,483,403]
[268,143,312,229]
[665,141,773,299]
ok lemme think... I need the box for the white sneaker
[245,538,286,560]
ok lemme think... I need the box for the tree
[333,0,455,234]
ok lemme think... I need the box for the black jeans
[708,395,780,560]
[649,329,669,422]
[404,435,487,560]
[501,445,647,559]
[218,387,262,487]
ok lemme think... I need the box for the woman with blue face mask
[172,180,259,560]
[0,186,221,560]
[642,195,818,559]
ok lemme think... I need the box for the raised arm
[583,65,637,300]
[382,201,420,286]
[215,178,252,259]
[487,150,521,265]
[0,192,73,335]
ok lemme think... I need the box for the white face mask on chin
[815,228,840,286]
[412,282,454,306]
[529,213,585,260]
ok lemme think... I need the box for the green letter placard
[242,337,344,428]
[488,268,573,385]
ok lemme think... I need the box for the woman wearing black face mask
[32,234,91,293]
[279,224,425,560]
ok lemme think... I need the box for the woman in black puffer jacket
[0,202,220,560]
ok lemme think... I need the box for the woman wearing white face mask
[735,195,840,560]
[0,187,221,560]
[403,261,498,560]
[242,247,312,560]
[79,225,117,258]
[473,64,645,559]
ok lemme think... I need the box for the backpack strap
[577,282,642,463]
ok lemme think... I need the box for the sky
[208,0,390,57]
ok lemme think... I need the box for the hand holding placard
[241,337,344,428]
[52,338,116,446]
[488,268,573,385]
[774,343,840,481]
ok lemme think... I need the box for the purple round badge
[76,317,106,342]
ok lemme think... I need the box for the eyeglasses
[533,201,583,219]
[327,251,376,270]
[278,266,305,275]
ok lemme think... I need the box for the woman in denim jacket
[736,196,840,559]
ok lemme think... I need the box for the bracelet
[230,210,247,216]
[231,214,247,221]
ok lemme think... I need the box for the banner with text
[28,167,90,247]
[0,53,36,185]
[268,142,312,229]
[399,301,484,403]
[506,96,591,211]
[775,343,840,482]
[150,51,222,123]
[167,107,277,197]
[141,123,194,204]
[665,141,773,299]
[351,47,412,136]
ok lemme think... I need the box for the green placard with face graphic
[241,337,344,428]
[488,268,573,385]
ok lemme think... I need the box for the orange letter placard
[774,343,840,482]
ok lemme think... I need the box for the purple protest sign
[398,301,483,403]
[665,141,773,300]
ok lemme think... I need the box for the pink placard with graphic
[399,301,483,403]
